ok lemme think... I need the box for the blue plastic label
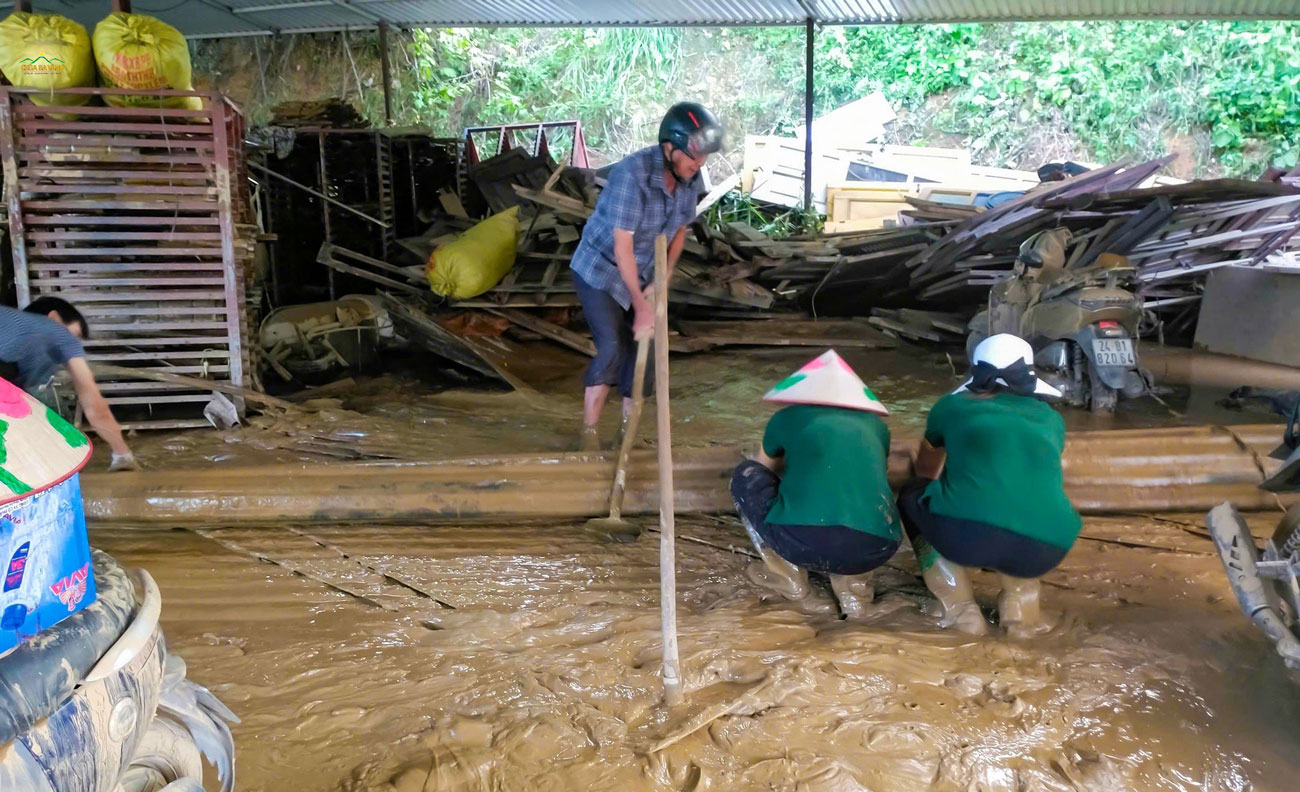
[0,475,96,654]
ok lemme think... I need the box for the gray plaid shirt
[570,145,698,309]
[0,306,84,389]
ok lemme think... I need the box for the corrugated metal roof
[34,0,1300,39]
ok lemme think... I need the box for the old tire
[113,716,204,792]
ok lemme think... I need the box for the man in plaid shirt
[571,102,724,449]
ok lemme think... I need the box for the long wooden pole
[653,234,683,705]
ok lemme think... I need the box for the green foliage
[408,28,682,153]
[703,193,823,238]
[224,20,1300,177]
[725,20,1300,175]
[934,21,1300,173]
[735,24,983,120]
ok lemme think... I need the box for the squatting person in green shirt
[898,333,1082,638]
[730,350,902,619]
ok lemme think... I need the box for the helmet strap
[662,144,688,187]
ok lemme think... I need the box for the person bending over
[898,334,1080,637]
[730,350,901,619]
[0,298,137,471]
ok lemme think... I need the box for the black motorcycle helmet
[659,101,724,162]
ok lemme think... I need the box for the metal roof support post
[803,16,814,213]
[378,21,393,126]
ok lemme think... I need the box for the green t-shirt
[922,391,1081,548]
[761,404,901,541]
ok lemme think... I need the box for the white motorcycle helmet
[958,334,1062,398]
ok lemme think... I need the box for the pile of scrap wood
[312,140,1300,389]
[803,159,1300,328]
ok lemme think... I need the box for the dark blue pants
[574,272,652,399]
[731,460,899,576]
[896,478,1069,578]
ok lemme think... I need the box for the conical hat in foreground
[0,376,92,505]
[763,350,888,415]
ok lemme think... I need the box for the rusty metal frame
[462,120,590,169]
[0,85,251,428]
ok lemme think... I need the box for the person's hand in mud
[108,451,141,472]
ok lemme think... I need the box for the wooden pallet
[0,87,254,428]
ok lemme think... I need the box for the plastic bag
[426,207,522,300]
[0,12,94,108]
[92,12,201,110]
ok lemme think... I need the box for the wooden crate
[0,87,254,429]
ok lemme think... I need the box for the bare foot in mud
[577,425,601,453]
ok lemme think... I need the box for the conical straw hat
[763,350,889,415]
[0,376,92,505]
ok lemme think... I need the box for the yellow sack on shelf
[426,207,522,300]
[92,12,201,110]
[0,12,95,108]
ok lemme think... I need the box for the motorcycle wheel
[1090,380,1117,414]
[113,717,204,792]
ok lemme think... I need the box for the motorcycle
[967,228,1147,413]
[1207,396,1300,674]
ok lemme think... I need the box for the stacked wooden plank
[739,158,1300,325]
[0,87,255,429]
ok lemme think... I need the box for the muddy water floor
[94,511,1300,791]
[105,343,1287,470]
[89,344,1300,789]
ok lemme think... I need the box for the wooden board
[486,307,596,357]
[379,293,532,391]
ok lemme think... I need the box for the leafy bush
[197,20,1300,177]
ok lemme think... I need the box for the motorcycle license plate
[1092,337,1135,367]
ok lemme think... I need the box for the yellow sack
[92,12,201,110]
[0,12,94,107]
[426,207,521,300]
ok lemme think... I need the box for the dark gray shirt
[0,306,85,389]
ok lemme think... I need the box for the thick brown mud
[100,344,1283,472]
[93,512,1300,792]
[83,343,1300,790]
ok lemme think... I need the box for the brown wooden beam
[80,425,1296,525]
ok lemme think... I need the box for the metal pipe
[803,16,814,213]
[247,161,390,228]
[379,21,393,126]
[232,0,334,13]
